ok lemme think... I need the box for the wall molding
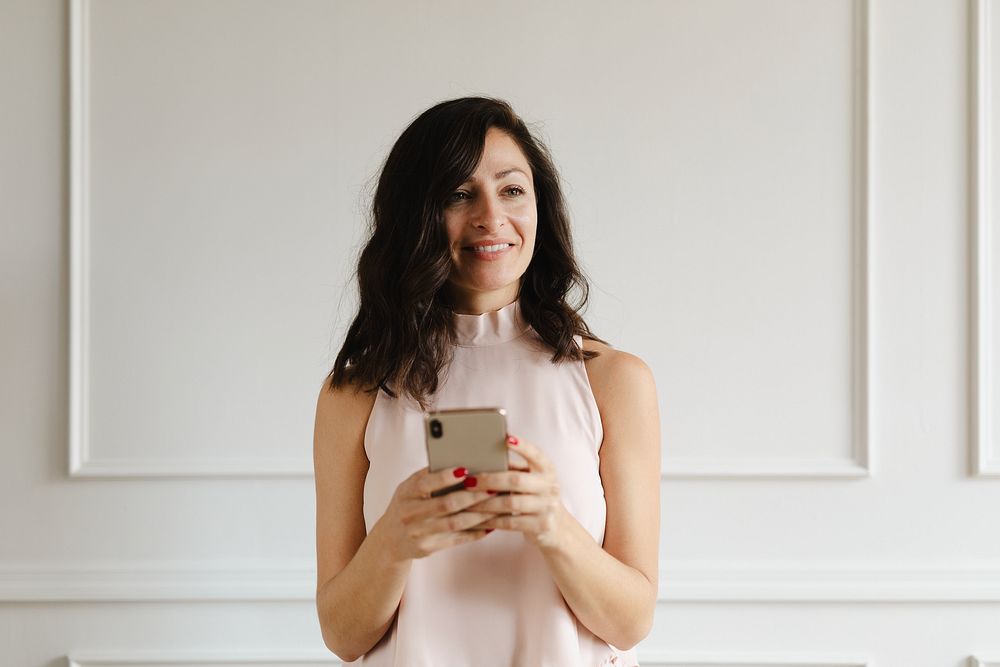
[630,655,869,667]
[0,559,315,601]
[68,0,92,478]
[60,650,998,667]
[69,456,314,479]
[658,559,1000,602]
[663,456,869,479]
[5,558,1000,603]
[70,0,874,480]
[67,649,871,667]
[970,658,1000,667]
[971,0,1000,476]
[68,653,338,667]
[663,0,872,480]
[67,0,314,479]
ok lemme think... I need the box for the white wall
[2,0,999,665]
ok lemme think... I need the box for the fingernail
[487,490,496,495]
[463,476,477,488]
[485,529,494,534]
[507,435,518,446]
[453,467,467,478]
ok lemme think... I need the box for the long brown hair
[327,96,606,409]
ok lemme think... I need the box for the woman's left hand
[466,434,566,550]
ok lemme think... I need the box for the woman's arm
[313,380,411,662]
[314,379,496,661]
[539,345,661,650]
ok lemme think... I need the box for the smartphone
[424,407,509,497]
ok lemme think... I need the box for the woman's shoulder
[317,372,379,410]
[314,375,379,455]
[579,337,656,405]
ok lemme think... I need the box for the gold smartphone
[424,407,509,497]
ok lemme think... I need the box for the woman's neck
[446,283,520,315]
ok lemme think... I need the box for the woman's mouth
[462,243,514,260]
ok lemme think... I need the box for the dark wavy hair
[327,96,607,409]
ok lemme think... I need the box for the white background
[2,0,999,665]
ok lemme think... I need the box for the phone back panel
[424,408,508,476]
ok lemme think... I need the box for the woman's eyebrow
[494,167,528,179]
[462,167,529,183]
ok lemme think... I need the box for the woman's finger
[473,469,557,496]
[476,470,559,496]
[403,490,494,522]
[416,508,499,537]
[505,435,554,473]
[465,492,556,515]
[471,513,543,532]
[411,465,473,499]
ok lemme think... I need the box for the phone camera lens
[430,419,443,438]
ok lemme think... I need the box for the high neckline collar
[452,299,530,347]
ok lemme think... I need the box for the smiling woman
[327,97,598,409]
[444,127,538,314]
[314,97,659,666]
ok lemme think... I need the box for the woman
[314,97,660,666]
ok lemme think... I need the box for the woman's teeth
[471,244,510,252]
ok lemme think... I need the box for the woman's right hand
[375,465,496,562]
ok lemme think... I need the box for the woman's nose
[474,193,505,229]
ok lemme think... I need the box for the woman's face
[443,127,537,312]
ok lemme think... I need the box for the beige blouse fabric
[347,299,638,667]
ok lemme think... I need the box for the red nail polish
[463,476,477,488]
[453,467,467,478]
[507,435,518,446]
[487,490,496,495]
[485,529,494,534]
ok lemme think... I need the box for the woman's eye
[505,186,525,196]
[448,191,470,203]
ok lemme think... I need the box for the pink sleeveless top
[350,298,639,667]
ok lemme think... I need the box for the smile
[462,244,514,260]
[472,243,509,252]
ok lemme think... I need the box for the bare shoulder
[314,374,378,442]
[580,337,656,407]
